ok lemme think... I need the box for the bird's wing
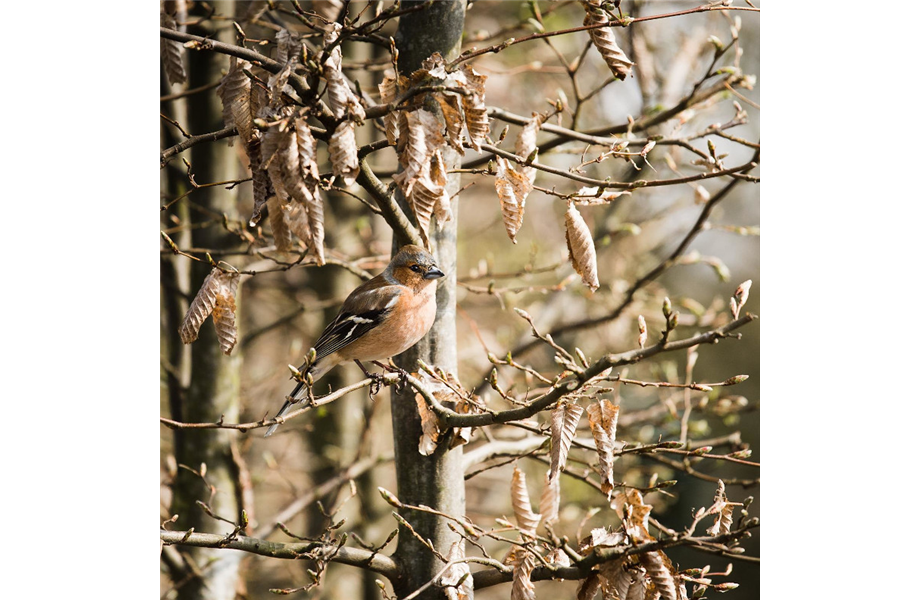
[311,278,403,360]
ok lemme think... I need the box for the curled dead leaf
[495,157,532,243]
[583,3,634,81]
[179,268,240,356]
[160,12,187,85]
[565,203,599,291]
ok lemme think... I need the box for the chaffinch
[265,245,445,436]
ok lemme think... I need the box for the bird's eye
[410,264,423,273]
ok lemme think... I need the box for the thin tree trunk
[389,3,467,599]
[169,3,244,599]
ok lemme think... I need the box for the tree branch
[160,530,400,580]
[356,157,424,248]
[434,313,756,428]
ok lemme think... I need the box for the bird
[264,244,445,436]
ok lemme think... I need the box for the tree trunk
[169,3,244,599]
[389,2,467,599]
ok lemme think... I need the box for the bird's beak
[424,266,445,280]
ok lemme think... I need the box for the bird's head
[390,245,445,288]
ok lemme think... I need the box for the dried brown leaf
[494,157,532,243]
[323,24,366,121]
[511,550,537,600]
[458,64,489,151]
[415,393,441,456]
[439,540,473,600]
[179,268,240,356]
[216,57,268,148]
[585,399,619,496]
[378,70,400,145]
[450,396,476,449]
[212,272,240,356]
[583,3,634,81]
[395,109,444,198]
[329,120,360,187]
[245,137,273,226]
[160,12,187,86]
[550,401,584,482]
[431,150,453,228]
[706,479,734,536]
[577,573,602,600]
[268,118,324,263]
[618,488,653,544]
[436,92,466,153]
[266,194,292,251]
[511,465,541,535]
[598,558,644,600]
[267,60,292,106]
[565,202,600,291]
[515,113,544,184]
[638,550,680,600]
[274,29,298,65]
[282,201,312,251]
[539,470,560,526]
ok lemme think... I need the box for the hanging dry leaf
[577,573,602,600]
[413,370,466,454]
[459,64,489,151]
[436,92,466,153]
[550,400,584,482]
[266,194,292,251]
[439,540,473,600]
[329,120,360,187]
[378,70,400,145]
[450,395,476,449]
[430,150,454,228]
[586,399,619,496]
[583,2,634,81]
[494,157,532,243]
[267,60,292,106]
[515,113,545,184]
[274,29,299,65]
[323,23,366,121]
[160,12,187,86]
[565,202,599,291]
[539,470,560,526]
[217,57,269,145]
[619,488,653,543]
[245,137,273,226]
[638,550,680,600]
[179,267,240,356]
[511,465,541,536]
[281,201,313,250]
[706,479,734,536]
[415,393,441,456]
[394,108,444,199]
[212,274,240,356]
[510,550,537,600]
[598,558,645,600]
[264,118,325,263]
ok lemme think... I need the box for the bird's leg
[372,360,410,391]
[355,360,384,396]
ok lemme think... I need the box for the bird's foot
[356,360,386,396]
[372,360,410,391]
